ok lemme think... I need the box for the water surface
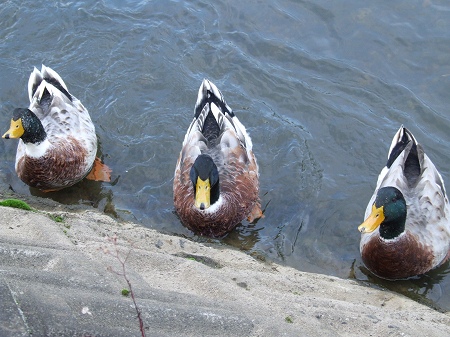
[1,0,450,311]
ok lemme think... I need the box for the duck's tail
[189,79,251,150]
[387,126,422,188]
[28,65,72,104]
[194,79,234,119]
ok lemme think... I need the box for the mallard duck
[358,126,450,279]
[2,65,110,191]
[173,79,263,237]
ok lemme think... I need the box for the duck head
[358,186,407,240]
[190,154,220,210]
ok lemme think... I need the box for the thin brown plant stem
[105,236,146,337]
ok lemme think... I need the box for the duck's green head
[190,154,219,210]
[358,186,407,239]
[2,108,46,144]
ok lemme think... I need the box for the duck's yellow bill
[195,177,210,210]
[358,204,384,233]
[2,118,24,139]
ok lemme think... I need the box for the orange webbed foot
[86,157,112,182]
[247,202,264,223]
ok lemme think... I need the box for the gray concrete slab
[0,193,449,336]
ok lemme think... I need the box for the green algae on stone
[0,199,33,211]
[48,214,65,223]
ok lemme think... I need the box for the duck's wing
[412,133,450,263]
[415,147,449,231]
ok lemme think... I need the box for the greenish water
[0,0,449,311]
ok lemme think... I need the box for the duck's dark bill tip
[2,134,9,139]
[200,203,205,210]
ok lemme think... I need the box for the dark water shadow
[354,259,450,312]
[29,176,118,218]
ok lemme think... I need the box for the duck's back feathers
[179,79,256,178]
[185,79,252,152]
[371,126,448,225]
[174,79,261,237]
[26,65,95,141]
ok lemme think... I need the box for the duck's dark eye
[392,197,397,202]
